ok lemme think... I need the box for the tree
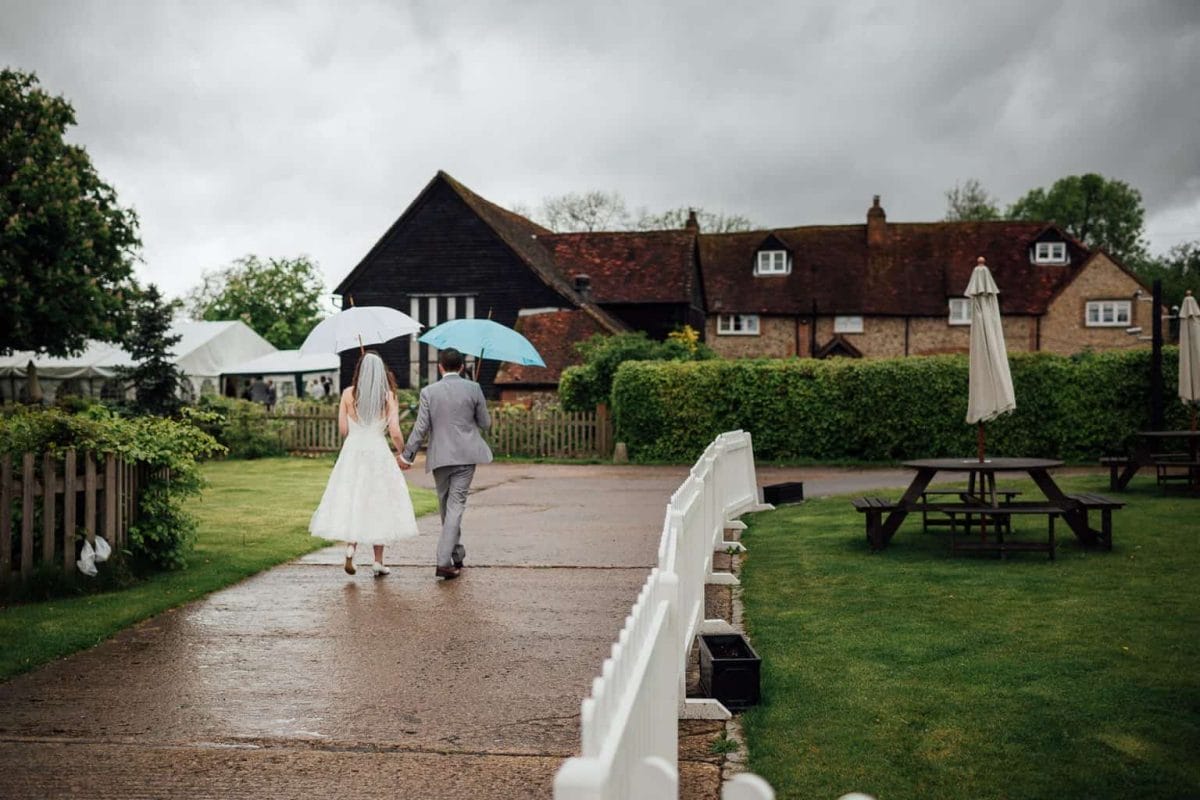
[118,285,184,417]
[530,190,756,234]
[635,207,755,233]
[944,178,1000,221]
[1133,241,1200,311]
[187,255,326,349]
[0,68,141,357]
[558,330,714,411]
[1008,173,1148,262]
[538,190,630,232]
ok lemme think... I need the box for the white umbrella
[298,306,423,355]
[965,256,1015,461]
[1179,290,1200,431]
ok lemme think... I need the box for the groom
[397,348,493,580]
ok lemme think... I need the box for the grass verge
[739,475,1200,800]
[0,457,437,681]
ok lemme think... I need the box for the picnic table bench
[852,460,1125,558]
[1103,431,1200,492]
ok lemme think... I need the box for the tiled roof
[494,309,605,386]
[699,221,1098,316]
[536,231,698,304]
[436,173,630,332]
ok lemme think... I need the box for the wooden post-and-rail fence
[272,404,614,459]
[1,450,146,587]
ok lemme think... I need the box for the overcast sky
[2,0,1198,301]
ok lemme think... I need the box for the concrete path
[0,463,929,798]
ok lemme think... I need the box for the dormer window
[1033,241,1068,264]
[755,250,790,276]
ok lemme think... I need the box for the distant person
[310,351,419,577]
[266,379,277,410]
[241,379,252,401]
[398,348,492,580]
[248,376,270,405]
[321,375,333,399]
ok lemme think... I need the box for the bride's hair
[351,351,395,423]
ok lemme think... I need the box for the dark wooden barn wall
[338,180,568,396]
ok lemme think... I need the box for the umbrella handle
[358,334,364,355]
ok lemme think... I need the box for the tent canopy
[0,320,275,382]
[222,349,339,376]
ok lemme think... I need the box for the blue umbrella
[418,319,546,367]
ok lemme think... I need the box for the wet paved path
[0,463,934,798]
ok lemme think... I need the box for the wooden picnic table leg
[876,468,937,547]
[1115,461,1141,490]
[1027,468,1097,546]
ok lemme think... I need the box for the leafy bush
[559,330,714,411]
[0,406,224,569]
[611,348,1187,463]
[195,395,285,459]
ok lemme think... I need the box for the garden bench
[949,503,1062,560]
[1065,492,1124,550]
[920,488,1021,533]
[852,496,899,549]
[1100,456,1130,490]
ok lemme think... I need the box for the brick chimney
[867,195,886,247]
[684,209,700,233]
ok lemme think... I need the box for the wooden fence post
[84,452,96,547]
[104,453,117,547]
[1,454,11,583]
[63,449,76,576]
[21,452,34,581]
[42,451,56,564]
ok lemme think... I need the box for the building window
[717,314,760,335]
[834,315,863,334]
[1085,300,1131,327]
[755,250,790,276]
[948,298,971,325]
[1033,241,1068,264]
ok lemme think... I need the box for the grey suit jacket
[402,373,493,473]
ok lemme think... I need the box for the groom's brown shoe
[435,566,462,580]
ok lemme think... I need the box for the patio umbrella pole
[977,423,986,462]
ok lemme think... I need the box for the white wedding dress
[310,414,420,544]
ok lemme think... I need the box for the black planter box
[698,633,761,710]
[762,481,804,505]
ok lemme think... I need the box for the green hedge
[612,349,1187,463]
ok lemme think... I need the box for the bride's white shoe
[372,562,390,577]
[344,545,356,575]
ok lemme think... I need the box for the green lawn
[0,458,437,681]
[739,475,1200,800]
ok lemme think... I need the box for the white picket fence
[555,430,779,800]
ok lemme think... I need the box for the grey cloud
[0,0,1196,298]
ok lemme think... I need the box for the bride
[310,351,419,576]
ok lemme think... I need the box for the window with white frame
[1085,300,1131,327]
[1033,241,1069,264]
[834,315,863,334]
[717,314,760,335]
[948,298,971,325]
[755,250,790,276]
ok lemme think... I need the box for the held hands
[396,452,412,471]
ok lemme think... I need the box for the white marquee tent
[221,349,340,401]
[0,320,275,403]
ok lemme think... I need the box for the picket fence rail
[555,430,778,800]
[272,403,613,459]
[1,449,146,586]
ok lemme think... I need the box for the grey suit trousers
[433,464,475,568]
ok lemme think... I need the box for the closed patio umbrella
[1179,290,1200,430]
[965,256,1015,460]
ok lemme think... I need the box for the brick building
[336,173,1149,398]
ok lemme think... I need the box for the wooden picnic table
[1105,430,1200,492]
[855,457,1120,556]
